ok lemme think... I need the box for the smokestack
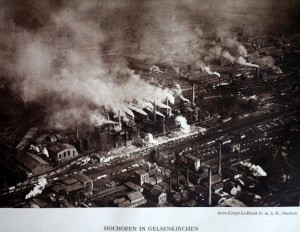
[192,83,195,104]
[75,121,79,139]
[118,110,121,129]
[175,152,180,168]
[169,172,172,193]
[218,143,222,176]
[83,138,90,150]
[208,167,212,206]
[186,167,189,186]
[166,98,170,116]
[77,139,83,153]
[256,67,260,79]
[118,133,122,147]
[136,127,140,140]
[162,122,166,136]
[153,101,157,122]
[126,131,129,141]
[177,170,180,191]
[195,107,199,122]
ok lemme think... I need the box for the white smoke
[29,144,40,154]
[250,165,267,177]
[224,37,248,57]
[237,57,259,68]
[175,116,190,134]
[1,3,179,130]
[155,110,165,118]
[42,147,49,158]
[122,107,135,119]
[148,133,158,144]
[25,177,47,200]
[128,105,148,116]
[155,101,170,109]
[89,112,117,126]
[174,84,190,102]
[150,65,162,73]
[202,65,221,77]
[166,92,175,104]
[240,161,267,177]
[222,50,236,63]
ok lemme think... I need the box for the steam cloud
[0,0,297,129]
[148,133,158,144]
[25,177,47,199]
[175,116,191,134]
[240,161,267,177]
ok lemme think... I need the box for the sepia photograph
[0,0,299,217]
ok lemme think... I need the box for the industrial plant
[0,0,299,208]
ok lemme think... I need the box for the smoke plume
[148,133,158,144]
[175,116,191,134]
[0,0,298,129]
[25,177,47,199]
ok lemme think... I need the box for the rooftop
[17,152,51,172]
[126,191,144,202]
[74,173,91,184]
[149,188,166,198]
[135,169,148,175]
[184,153,200,161]
[124,182,143,191]
[48,142,75,154]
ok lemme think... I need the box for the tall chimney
[166,98,170,116]
[153,101,157,122]
[136,127,140,140]
[192,83,195,104]
[177,170,180,191]
[195,107,199,122]
[162,122,166,136]
[186,167,189,186]
[218,143,222,176]
[118,110,121,130]
[169,172,172,193]
[77,139,83,153]
[208,167,212,206]
[75,121,79,139]
[118,133,122,147]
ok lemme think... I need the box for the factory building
[146,187,167,205]
[16,127,39,151]
[51,173,93,205]
[16,152,52,176]
[92,124,113,152]
[134,169,150,186]
[124,182,144,192]
[115,191,146,208]
[181,153,201,171]
[48,142,78,164]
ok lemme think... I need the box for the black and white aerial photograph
[0,0,299,208]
